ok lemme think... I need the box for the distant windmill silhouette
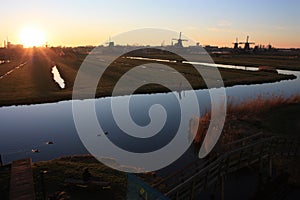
[232,37,239,49]
[239,36,255,50]
[172,32,188,48]
[106,36,114,47]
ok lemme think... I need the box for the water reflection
[51,66,65,89]
[184,61,258,71]
[127,56,258,71]
[96,93,181,153]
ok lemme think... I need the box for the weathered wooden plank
[10,158,35,200]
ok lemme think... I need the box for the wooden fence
[152,135,299,200]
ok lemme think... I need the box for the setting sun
[19,26,46,47]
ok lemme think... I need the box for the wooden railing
[152,132,267,192]
[155,135,299,200]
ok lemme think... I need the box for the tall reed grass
[189,94,300,146]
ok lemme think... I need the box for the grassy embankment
[0,48,296,106]
[0,155,157,200]
[32,156,127,200]
[190,95,300,146]
[210,54,300,71]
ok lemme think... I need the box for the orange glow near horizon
[19,26,46,47]
[7,26,298,49]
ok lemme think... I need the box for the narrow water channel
[51,65,65,89]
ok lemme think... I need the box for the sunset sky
[1,0,300,48]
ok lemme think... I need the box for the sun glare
[19,27,46,47]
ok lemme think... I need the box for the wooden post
[190,180,195,200]
[269,157,272,177]
[221,175,225,200]
[40,171,46,200]
[258,172,263,192]
[259,143,264,174]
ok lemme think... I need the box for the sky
[1,0,300,48]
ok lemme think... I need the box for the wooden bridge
[9,158,35,200]
[152,133,300,200]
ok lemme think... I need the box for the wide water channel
[0,63,299,171]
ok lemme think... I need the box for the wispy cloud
[217,20,232,27]
[207,27,234,33]
[185,26,200,30]
[273,25,286,30]
[206,19,234,33]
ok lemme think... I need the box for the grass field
[0,48,296,107]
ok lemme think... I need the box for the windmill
[106,36,114,47]
[232,37,239,49]
[239,36,254,50]
[172,32,188,48]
